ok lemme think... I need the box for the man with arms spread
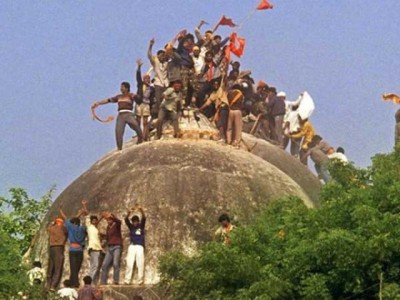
[91,81,143,150]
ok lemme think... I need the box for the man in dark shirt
[266,89,286,147]
[77,275,102,300]
[100,212,122,285]
[47,217,67,290]
[91,81,144,150]
[124,204,146,285]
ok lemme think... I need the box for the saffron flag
[257,0,273,10]
[229,32,246,58]
[218,16,237,27]
[382,93,400,104]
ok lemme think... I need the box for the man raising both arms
[91,79,144,150]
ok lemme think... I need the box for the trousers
[115,112,143,150]
[124,244,145,284]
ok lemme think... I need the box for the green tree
[159,148,400,299]
[0,187,53,254]
[0,187,54,298]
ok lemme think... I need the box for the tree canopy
[159,148,400,299]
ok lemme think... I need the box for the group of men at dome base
[40,197,232,299]
[91,19,349,184]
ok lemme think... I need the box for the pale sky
[1,0,399,199]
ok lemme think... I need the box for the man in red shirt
[100,212,122,285]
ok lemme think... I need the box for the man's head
[131,215,140,227]
[90,215,99,226]
[54,217,64,226]
[268,87,277,96]
[218,213,231,227]
[157,50,166,62]
[205,30,213,41]
[83,276,92,285]
[336,147,345,154]
[63,279,72,288]
[70,217,81,226]
[172,80,182,92]
[106,216,115,226]
[211,78,221,91]
[120,82,130,94]
[256,80,269,95]
[193,46,200,57]
[143,74,151,85]
[204,51,214,63]
[310,135,323,148]
[33,261,42,268]
[232,61,240,70]
[213,35,222,44]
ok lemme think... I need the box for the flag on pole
[257,0,273,10]
[218,16,237,27]
[229,32,246,58]
[382,93,400,104]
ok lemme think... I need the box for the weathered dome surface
[34,137,320,286]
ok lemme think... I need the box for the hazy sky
[1,0,399,199]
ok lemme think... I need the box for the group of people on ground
[46,200,146,296]
[90,20,348,182]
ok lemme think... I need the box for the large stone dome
[33,136,320,287]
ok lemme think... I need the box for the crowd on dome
[91,20,349,184]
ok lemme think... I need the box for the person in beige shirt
[199,77,229,142]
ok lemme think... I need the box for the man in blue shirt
[124,204,146,285]
[60,208,87,288]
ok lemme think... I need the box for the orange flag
[218,16,237,27]
[229,32,246,58]
[382,93,400,104]
[257,0,273,10]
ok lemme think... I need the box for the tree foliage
[159,149,400,299]
[0,187,53,299]
[0,187,53,254]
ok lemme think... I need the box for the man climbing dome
[91,80,144,150]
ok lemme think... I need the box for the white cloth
[27,267,46,285]
[85,217,103,251]
[284,103,300,134]
[153,57,169,87]
[58,287,78,300]
[192,54,205,75]
[328,152,348,163]
[124,244,145,284]
[289,91,315,120]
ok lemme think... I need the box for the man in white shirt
[57,279,78,300]
[82,200,104,285]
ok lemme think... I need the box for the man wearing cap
[47,216,67,290]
